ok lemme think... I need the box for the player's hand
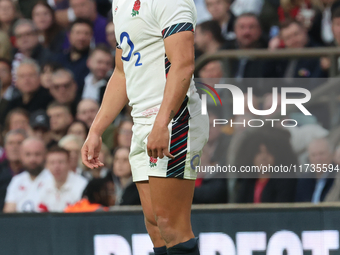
[81,133,104,169]
[147,124,174,159]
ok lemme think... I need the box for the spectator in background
[67,120,88,142]
[76,99,99,129]
[64,177,115,212]
[198,61,234,119]
[111,147,140,205]
[269,20,329,127]
[47,103,74,147]
[266,19,327,79]
[320,7,340,71]
[0,0,18,38]
[201,109,231,167]
[295,138,335,203]
[50,0,75,28]
[205,0,236,40]
[113,119,133,148]
[226,13,265,49]
[198,60,224,79]
[280,17,317,49]
[195,20,225,57]
[82,45,112,104]
[50,68,79,116]
[0,58,14,102]
[58,134,83,174]
[226,113,257,168]
[324,145,340,201]
[277,0,315,25]
[40,62,62,89]
[195,0,212,24]
[3,137,51,213]
[288,124,329,165]
[12,19,53,71]
[105,23,116,56]
[308,0,338,46]
[55,18,91,92]
[193,109,229,204]
[3,60,53,119]
[96,0,111,18]
[331,7,340,46]
[0,129,26,211]
[0,58,14,121]
[37,146,87,212]
[31,2,66,53]
[230,0,264,17]
[69,0,108,46]
[235,128,298,203]
[224,13,267,79]
[2,108,31,136]
[29,109,51,145]
[0,31,12,61]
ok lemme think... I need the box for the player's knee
[154,209,179,242]
[145,214,157,227]
[155,214,177,243]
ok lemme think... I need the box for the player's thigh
[149,177,195,224]
[129,123,150,182]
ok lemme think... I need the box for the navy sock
[154,245,167,255]
[167,237,199,255]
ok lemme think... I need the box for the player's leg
[130,123,168,255]
[146,114,209,254]
[149,177,199,254]
[136,181,167,255]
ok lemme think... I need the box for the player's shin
[167,237,200,255]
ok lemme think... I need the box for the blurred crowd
[1,0,340,213]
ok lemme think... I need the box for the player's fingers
[152,149,158,159]
[163,148,174,159]
[147,148,152,157]
[81,146,93,168]
[158,148,164,159]
[94,157,104,167]
[87,145,95,162]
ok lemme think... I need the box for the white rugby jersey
[112,0,202,123]
[5,169,52,212]
[37,171,88,212]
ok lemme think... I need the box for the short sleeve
[152,0,197,39]
[5,178,18,203]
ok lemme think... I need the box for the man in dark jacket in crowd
[0,130,26,211]
[12,19,53,70]
[1,60,53,123]
[55,19,92,95]
[295,138,335,203]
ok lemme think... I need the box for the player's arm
[82,48,128,168]
[89,48,128,136]
[3,203,16,213]
[147,31,195,159]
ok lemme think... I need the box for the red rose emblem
[149,157,158,167]
[133,0,140,11]
[131,0,140,17]
[150,157,157,163]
